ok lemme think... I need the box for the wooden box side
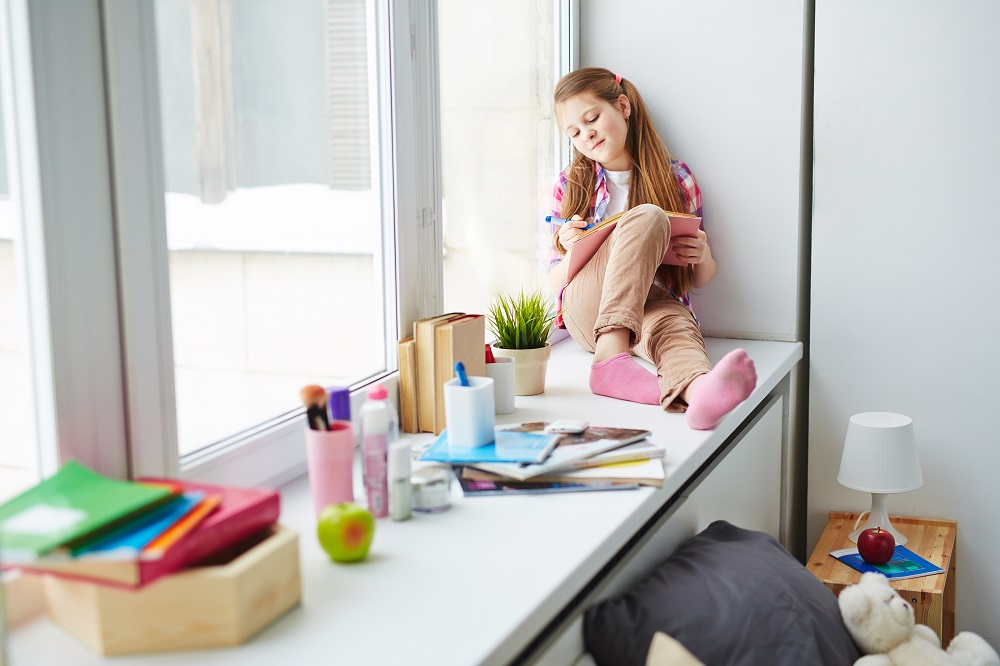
[231,524,301,640]
[42,577,103,653]
[43,525,300,656]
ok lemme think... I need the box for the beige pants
[561,204,712,412]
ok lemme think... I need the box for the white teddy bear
[839,572,1000,666]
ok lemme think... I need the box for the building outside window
[153,0,388,454]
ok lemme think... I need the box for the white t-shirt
[604,168,630,217]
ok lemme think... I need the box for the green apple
[316,502,375,563]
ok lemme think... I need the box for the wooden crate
[43,524,300,655]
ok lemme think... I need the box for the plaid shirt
[547,160,704,324]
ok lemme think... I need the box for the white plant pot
[491,344,551,396]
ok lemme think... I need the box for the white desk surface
[9,337,801,666]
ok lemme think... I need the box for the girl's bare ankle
[593,328,630,364]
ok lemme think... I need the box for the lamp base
[848,493,908,545]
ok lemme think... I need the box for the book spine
[398,337,419,433]
[141,494,222,558]
[58,491,181,555]
[433,324,454,435]
[136,492,280,587]
[11,564,140,590]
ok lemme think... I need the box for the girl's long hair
[554,67,692,295]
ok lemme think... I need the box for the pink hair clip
[614,74,622,85]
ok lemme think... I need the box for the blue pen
[545,215,594,231]
[455,361,470,387]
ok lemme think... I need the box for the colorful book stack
[417,422,668,495]
[0,461,298,655]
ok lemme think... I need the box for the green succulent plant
[486,289,554,350]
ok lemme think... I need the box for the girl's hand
[557,215,588,252]
[670,230,711,264]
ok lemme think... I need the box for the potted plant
[486,289,554,396]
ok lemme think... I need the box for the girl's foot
[590,352,661,405]
[685,349,757,430]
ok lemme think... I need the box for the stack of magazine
[417,422,666,496]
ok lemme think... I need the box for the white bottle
[360,384,396,518]
[388,441,412,521]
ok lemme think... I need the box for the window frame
[9,0,575,487]
[9,0,441,486]
[2,0,129,480]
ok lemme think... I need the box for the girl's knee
[631,203,666,219]
[623,204,669,233]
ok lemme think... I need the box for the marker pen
[545,215,594,231]
[455,361,470,387]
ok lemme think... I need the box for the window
[5,0,569,488]
[152,0,390,455]
[3,0,436,487]
[438,1,565,316]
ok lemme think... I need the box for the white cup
[443,376,495,448]
[484,357,515,414]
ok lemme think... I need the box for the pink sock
[685,349,757,430]
[590,352,661,405]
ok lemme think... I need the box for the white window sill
[7,336,801,665]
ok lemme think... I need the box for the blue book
[418,429,562,464]
[830,545,945,581]
[66,492,205,560]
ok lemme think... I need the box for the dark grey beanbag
[583,520,861,666]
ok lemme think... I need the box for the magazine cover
[417,429,562,465]
[467,423,651,481]
[830,545,945,580]
[503,422,650,448]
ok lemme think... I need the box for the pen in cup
[455,361,470,387]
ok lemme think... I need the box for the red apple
[857,527,896,564]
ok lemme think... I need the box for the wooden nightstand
[806,511,957,647]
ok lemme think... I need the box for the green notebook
[0,461,177,562]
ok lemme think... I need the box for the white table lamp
[837,412,923,545]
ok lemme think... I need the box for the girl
[546,67,756,430]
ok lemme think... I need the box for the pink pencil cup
[305,420,355,516]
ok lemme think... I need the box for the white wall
[810,0,1000,646]
[581,0,808,341]
[580,0,811,556]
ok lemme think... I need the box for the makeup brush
[300,384,331,431]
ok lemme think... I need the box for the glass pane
[439,1,559,315]
[154,0,387,455]
[0,67,39,502]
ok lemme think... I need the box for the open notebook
[563,211,702,282]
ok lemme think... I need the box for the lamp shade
[837,412,923,493]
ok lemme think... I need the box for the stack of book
[0,460,298,655]
[418,422,667,495]
[399,312,487,435]
[0,460,280,589]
